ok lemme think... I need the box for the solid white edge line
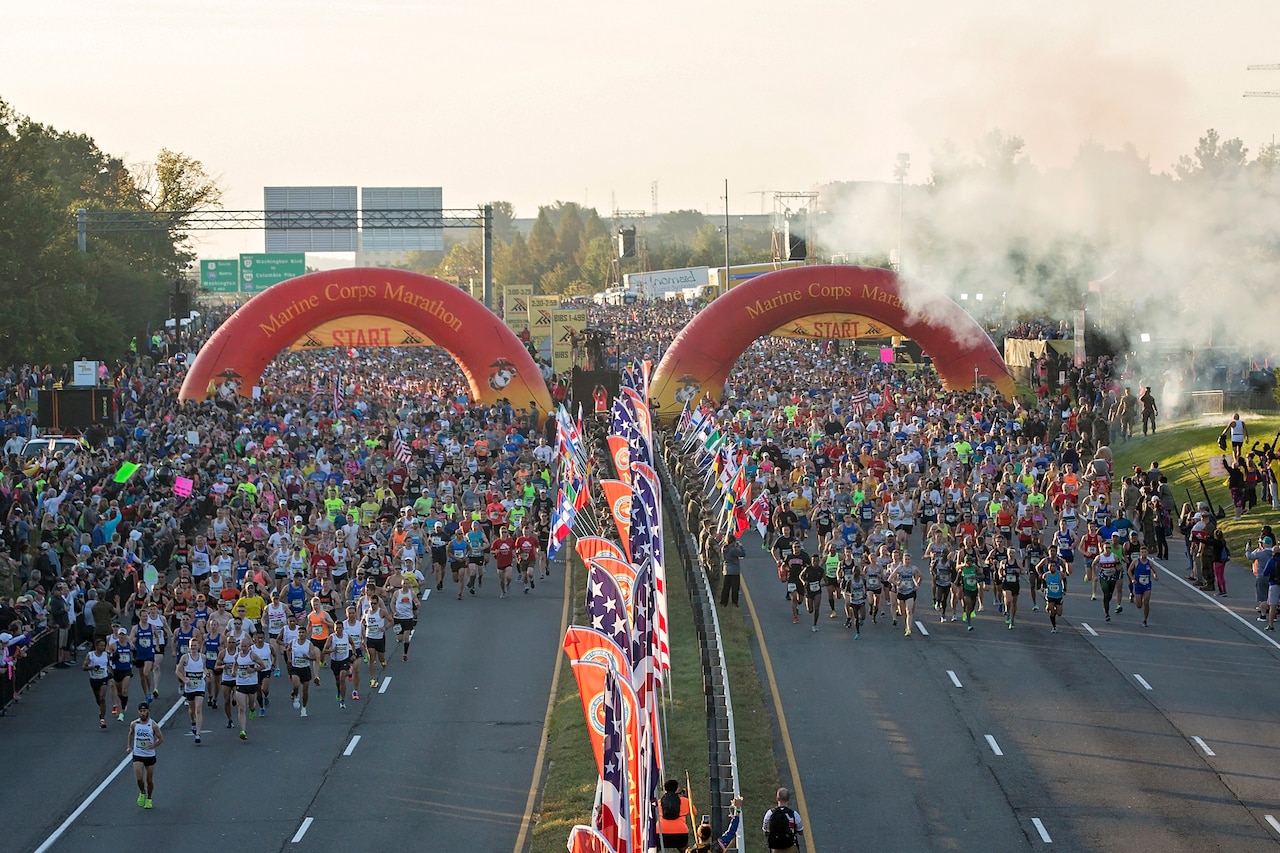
[1265,814,1280,834]
[421,587,431,602]
[984,734,1004,756]
[343,734,361,756]
[291,816,315,843]
[947,669,963,688]
[1134,673,1153,691]
[378,676,392,694]
[1080,621,1098,637]
[1191,736,1216,757]
[1031,817,1053,843]
[33,697,186,853]
[914,621,930,636]
[1153,557,1280,651]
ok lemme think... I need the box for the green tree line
[408,201,778,298]
[0,98,219,365]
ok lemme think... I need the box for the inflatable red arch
[180,268,553,415]
[650,265,1015,420]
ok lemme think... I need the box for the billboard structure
[265,186,358,252]
[551,306,586,373]
[361,187,444,252]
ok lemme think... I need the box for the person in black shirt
[784,542,809,624]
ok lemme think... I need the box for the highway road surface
[737,540,1280,852]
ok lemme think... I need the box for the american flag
[850,389,870,410]
[332,373,344,413]
[309,377,321,410]
[587,562,630,654]
[630,463,669,676]
[598,667,631,853]
[392,435,413,465]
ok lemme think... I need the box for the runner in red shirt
[1077,521,1103,600]
[514,525,540,593]
[485,500,508,538]
[491,532,517,598]
[387,464,408,496]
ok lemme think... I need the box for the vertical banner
[552,306,587,374]
[529,295,560,362]
[504,283,533,338]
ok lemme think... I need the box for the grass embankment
[1107,415,1280,570]
[529,529,707,853]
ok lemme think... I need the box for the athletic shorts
[1134,583,1152,595]
[309,637,327,652]
[1045,596,1064,607]
[467,555,484,566]
[112,669,131,683]
[898,524,914,535]
[395,618,416,635]
[90,676,109,695]
[517,559,534,571]
[496,563,513,573]
[898,590,917,601]
[1269,585,1280,606]
[290,666,312,682]
[257,671,270,684]
[237,683,258,696]
[132,755,156,767]
[934,584,951,598]
[1003,582,1020,595]
[367,637,386,653]
[330,657,351,674]
[184,689,205,700]
[962,588,978,602]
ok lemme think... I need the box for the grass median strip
[530,530,708,853]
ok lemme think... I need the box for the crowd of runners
[0,322,567,807]
[2,295,1277,818]
[667,333,1280,640]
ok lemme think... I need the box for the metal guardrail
[656,445,743,852]
[1,629,58,714]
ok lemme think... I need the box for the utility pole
[482,204,493,310]
[893,153,911,272]
[723,179,730,294]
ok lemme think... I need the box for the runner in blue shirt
[1128,545,1159,627]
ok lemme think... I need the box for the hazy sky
[6,0,1280,259]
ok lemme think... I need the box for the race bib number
[786,583,797,593]
[90,665,107,679]
[808,581,821,593]
[293,653,309,668]
[117,649,132,664]
[187,674,205,691]
[311,624,324,637]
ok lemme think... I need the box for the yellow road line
[741,576,816,851]
[512,560,574,853]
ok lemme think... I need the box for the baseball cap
[137,701,150,710]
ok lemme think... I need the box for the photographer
[657,778,692,851]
